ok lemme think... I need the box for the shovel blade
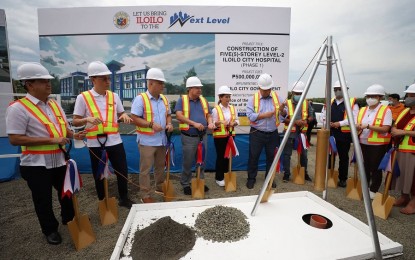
[346,178,363,200]
[292,166,305,185]
[224,171,237,192]
[327,170,339,188]
[261,188,275,203]
[98,197,118,226]
[191,178,205,199]
[372,193,395,220]
[162,180,176,202]
[68,215,96,251]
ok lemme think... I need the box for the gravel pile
[195,205,250,243]
[131,216,196,260]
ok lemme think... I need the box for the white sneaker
[369,191,376,200]
[216,180,225,187]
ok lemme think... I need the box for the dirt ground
[1,135,414,259]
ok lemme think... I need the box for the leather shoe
[183,186,192,195]
[204,185,209,192]
[246,180,255,189]
[46,231,62,245]
[119,198,134,209]
[283,174,290,183]
[272,181,277,188]
[338,180,347,188]
[305,174,312,182]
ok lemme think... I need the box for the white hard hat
[218,85,232,95]
[364,84,385,96]
[17,62,54,80]
[88,61,111,77]
[146,68,166,82]
[333,80,349,89]
[258,73,273,90]
[186,76,203,88]
[292,81,305,93]
[404,83,415,94]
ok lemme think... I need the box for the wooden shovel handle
[103,178,109,207]
[166,148,170,183]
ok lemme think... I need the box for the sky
[2,0,415,98]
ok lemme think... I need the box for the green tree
[50,73,60,94]
[183,67,197,86]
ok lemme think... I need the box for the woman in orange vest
[212,86,239,187]
[356,84,392,199]
[390,84,415,215]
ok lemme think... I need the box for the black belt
[252,128,276,135]
[181,131,200,137]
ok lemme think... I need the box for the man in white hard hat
[245,73,282,189]
[280,81,313,182]
[6,62,86,245]
[131,68,173,203]
[175,76,215,195]
[321,80,359,187]
[356,84,392,199]
[72,61,135,208]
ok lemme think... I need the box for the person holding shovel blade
[72,61,134,209]
[212,85,239,187]
[6,62,86,245]
[175,76,215,195]
[131,68,173,203]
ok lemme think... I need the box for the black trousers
[20,165,74,236]
[214,137,230,181]
[328,140,351,182]
[360,143,388,193]
[89,143,129,200]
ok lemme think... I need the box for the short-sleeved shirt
[131,91,171,146]
[175,95,212,136]
[212,103,240,125]
[357,104,392,145]
[6,94,67,168]
[73,88,124,148]
[246,93,284,132]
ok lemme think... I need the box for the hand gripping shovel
[373,147,398,220]
[327,136,339,188]
[162,131,176,202]
[346,162,363,200]
[224,130,237,192]
[96,134,118,226]
[60,142,96,251]
[192,132,205,199]
[292,134,305,185]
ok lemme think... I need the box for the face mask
[293,95,301,103]
[334,90,343,98]
[366,97,379,107]
[404,97,415,107]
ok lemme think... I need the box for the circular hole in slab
[302,213,332,229]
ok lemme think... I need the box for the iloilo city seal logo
[113,11,130,29]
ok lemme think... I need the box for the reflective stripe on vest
[331,97,356,133]
[357,105,391,144]
[82,90,119,139]
[395,108,415,152]
[136,93,169,135]
[253,91,280,126]
[179,95,209,130]
[18,98,66,154]
[212,105,236,138]
[284,100,308,132]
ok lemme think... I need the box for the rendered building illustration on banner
[38,6,290,125]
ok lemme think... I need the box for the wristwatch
[366,124,370,129]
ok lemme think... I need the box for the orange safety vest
[81,90,119,139]
[331,97,356,133]
[135,93,169,135]
[395,108,415,152]
[252,91,280,126]
[18,98,67,154]
[357,105,391,144]
[179,95,209,130]
[284,100,308,133]
[212,105,236,138]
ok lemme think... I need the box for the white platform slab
[111,191,402,260]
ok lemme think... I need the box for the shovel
[327,154,339,188]
[346,162,363,200]
[191,164,205,199]
[162,131,175,202]
[68,193,96,250]
[261,170,276,203]
[98,178,118,225]
[60,142,95,251]
[372,150,397,220]
[293,152,305,185]
[224,130,237,192]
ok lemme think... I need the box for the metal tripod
[251,36,382,259]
